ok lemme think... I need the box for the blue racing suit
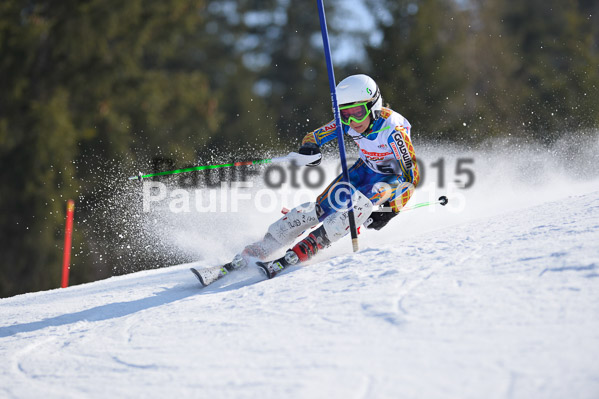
[301,107,420,221]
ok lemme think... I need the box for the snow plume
[89,131,599,275]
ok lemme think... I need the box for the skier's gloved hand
[365,202,398,231]
[298,142,322,166]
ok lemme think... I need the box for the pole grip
[61,199,75,288]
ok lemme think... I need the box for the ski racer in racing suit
[232,74,420,276]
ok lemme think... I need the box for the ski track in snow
[1,189,599,398]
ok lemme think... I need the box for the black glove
[298,142,322,166]
[365,202,398,231]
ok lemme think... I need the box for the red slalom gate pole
[61,199,75,288]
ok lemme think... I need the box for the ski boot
[256,250,300,279]
[256,228,331,279]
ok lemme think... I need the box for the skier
[233,74,420,278]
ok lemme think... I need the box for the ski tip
[189,268,207,287]
[438,196,449,206]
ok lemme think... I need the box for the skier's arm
[365,126,420,231]
[298,120,340,166]
[301,120,339,146]
[387,126,420,213]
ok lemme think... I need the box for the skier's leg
[315,159,367,221]
[231,201,322,268]
[287,189,374,264]
[256,189,374,278]
[287,165,401,264]
[234,160,368,269]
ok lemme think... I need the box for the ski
[255,260,285,279]
[190,263,234,287]
[255,251,299,279]
[191,251,299,287]
[190,260,279,287]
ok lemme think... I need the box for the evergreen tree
[0,0,222,297]
[364,0,469,142]
[481,0,599,142]
[194,1,279,150]
[209,0,332,144]
[459,0,524,139]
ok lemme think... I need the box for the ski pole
[364,196,449,228]
[317,0,360,253]
[127,152,320,181]
[400,196,449,212]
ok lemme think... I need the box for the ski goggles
[339,102,371,125]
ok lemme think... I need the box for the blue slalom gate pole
[316,0,359,252]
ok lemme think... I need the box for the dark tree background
[1,0,598,297]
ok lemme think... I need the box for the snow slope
[1,188,598,399]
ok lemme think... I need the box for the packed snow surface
[1,189,598,398]
[1,139,599,398]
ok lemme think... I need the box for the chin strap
[372,109,381,121]
[357,121,374,138]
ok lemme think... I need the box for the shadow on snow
[0,266,298,338]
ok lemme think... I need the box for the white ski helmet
[336,74,382,120]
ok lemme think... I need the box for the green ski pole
[128,152,321,181]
